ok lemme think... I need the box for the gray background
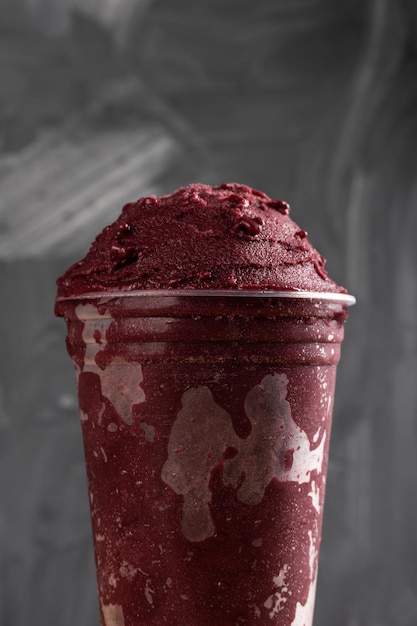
[1,1,416,624]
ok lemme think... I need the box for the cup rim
[56,289,356,306]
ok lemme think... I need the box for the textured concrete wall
[1,1,416,624]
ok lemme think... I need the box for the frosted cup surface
[56,290,354,626]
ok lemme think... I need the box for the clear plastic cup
[56,290,355,626]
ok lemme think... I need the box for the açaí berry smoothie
[55,183,354,625]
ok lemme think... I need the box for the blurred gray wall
[1,1,417,624]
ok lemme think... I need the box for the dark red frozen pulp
[56,182,346,298]
[56,183,351,626]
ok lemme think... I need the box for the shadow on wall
[1,1,417,625]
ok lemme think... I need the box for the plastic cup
[56,290,355,626]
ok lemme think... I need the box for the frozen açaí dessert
[56,183,354,626]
